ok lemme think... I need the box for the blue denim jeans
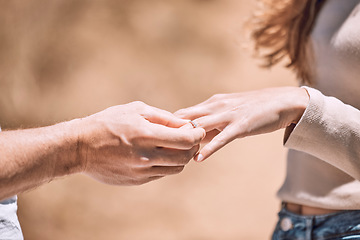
[272,204,360,240]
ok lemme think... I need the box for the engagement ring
[189,120,198,128]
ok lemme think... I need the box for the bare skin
[175,87,309,162]
[0,101,205,201]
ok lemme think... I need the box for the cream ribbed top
[277,0,360,209]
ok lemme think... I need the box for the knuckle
[132,100,145,105]
[209,94,218,101]
[195,128,206,141]
[174,108,185,116]
[227,109,239,120]
[133,128,153,143]
[210,93,224,101]
[181,134,197,146]
[214,136,227,147]
[130,101,147,110]
[215,99,229,109]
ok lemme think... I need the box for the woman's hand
[175,87,309,162]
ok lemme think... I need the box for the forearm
[0,120,82,200]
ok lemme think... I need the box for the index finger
[174,104,212,120]
[143,105,189,128]
[143,123,205,150]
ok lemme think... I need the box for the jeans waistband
[272,205,360,240]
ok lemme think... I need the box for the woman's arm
[284,87,360,180]
[177,85,360,180]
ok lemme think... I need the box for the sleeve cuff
[283,86,325,148]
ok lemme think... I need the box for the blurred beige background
[0,0,297,239]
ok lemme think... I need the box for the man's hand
[77,101,205,185]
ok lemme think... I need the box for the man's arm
[0,101,205,201]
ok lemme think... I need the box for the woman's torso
[278,0,360,210]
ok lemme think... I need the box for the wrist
[51,119,86,177]
[280,87,310,127]
[292,87,310,124]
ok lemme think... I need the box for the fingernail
[196,154,204,162]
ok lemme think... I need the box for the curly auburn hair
[251,0,327,84]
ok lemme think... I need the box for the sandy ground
[0,1,297,239]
